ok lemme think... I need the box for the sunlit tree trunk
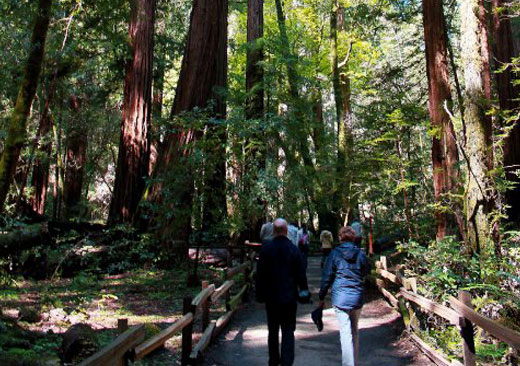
[461,0,498,256]
[63,96,87,219]
[147,0,228,253]
[0,0,52,210]
[330,1,353,229]
[109,0,156,224]
[491,0,520,225]
[423,0,464,241]
[243,0,264,240]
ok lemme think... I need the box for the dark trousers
[266,302,297,366]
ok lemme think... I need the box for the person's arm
[319,250,336,304]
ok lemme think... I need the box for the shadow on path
[202,257,434,365]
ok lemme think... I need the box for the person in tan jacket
[320,230,333,268]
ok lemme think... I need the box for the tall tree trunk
[461,0,498,256]
[0,0,52,210]
[330,1,353,229]
[243,0,264,240]
[201,0,228,240]
[30,103,53,215]
[63,96,87,219]
[491,0,520,225]
[147,0,229,252]
[423,0,464,240]
[109,0,156,224]
[246,0,264,120]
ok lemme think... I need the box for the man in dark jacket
[319,226,371,366]
[256,218,309,366]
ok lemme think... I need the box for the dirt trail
[202,256,434,365]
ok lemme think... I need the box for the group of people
[260,219,311,270]
[256,218,370,366]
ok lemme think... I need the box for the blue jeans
[266,302,297,366]
[334,307,362,366]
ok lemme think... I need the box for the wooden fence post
[381,256,388,270]
[182,296,194,366]
[201,281,210,331]
[118,318,129,334]
[117,319,130,366]
[458,291,476,366]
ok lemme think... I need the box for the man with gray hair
[256,218,309,366]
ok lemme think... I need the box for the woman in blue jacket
[318,226,371,366]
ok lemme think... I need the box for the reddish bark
[147,0,228,245]
[492,0,520,224]
[63,96,87,218]
[423,0,463,240]
[109,0,156,224]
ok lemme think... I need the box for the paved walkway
[202,257,434,366]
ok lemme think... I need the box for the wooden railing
[375,256,520,366]
[78,252,256,366]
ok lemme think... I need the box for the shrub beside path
[202,256,435,365]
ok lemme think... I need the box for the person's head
[338,226,356,243]
[301,223,307,233]
[273,218,288,237]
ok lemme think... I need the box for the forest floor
[0,262,228,365]
[201,257,435,366]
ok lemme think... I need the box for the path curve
[202,257,434,365]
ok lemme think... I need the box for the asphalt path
[202,256,434,365]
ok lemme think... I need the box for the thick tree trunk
[63,96,87,219]
[0,0,52,210]
[109,0,156,224]
[461,0,498,256]
[201,2,228,238]
[330,2,353,227]
[243,0,264,240]
[147,0,229,250]
[491,0,520,225]
[423,0,464,240]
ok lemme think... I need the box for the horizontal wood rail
[211,280,234,303]
[78,251,256,366]
[190,322,216,361]
[192,284,216,308]
[409,332,464,366]
[226,262,250,279]
[449,296,520,350]
[375,255,520,366]
[135,313,194,360]
[78,324,145,366]
[400,289,460,326]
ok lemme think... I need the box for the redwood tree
[491,0,520,225]
[461,0,497,255]
[0,0,52,210]
[63,96,88,218]
[422,0,463,240]
[147,0,229,248]
[109,0,156,224]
